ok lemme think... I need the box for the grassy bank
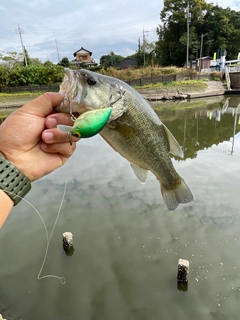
[0,92,44,108]
[134,79,208,92]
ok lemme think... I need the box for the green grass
[0,91,44,98]
[134,79,208,91]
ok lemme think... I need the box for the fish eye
[87,77,96,86]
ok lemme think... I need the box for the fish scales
[56,69,193,211]
[101,93,176,182]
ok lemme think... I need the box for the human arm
[0,92,78,227]
[0,189,14,227]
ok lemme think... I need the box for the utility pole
[55,39,60,62]
[16,24,28,66]
[199,33,207,73]
[143,28,149,67]
[185,2,191,68]
[199,33,203,73]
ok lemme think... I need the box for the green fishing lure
[57,107,112,139]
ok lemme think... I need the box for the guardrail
[124,75,177,86]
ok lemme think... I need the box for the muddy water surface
[0,95,240,320]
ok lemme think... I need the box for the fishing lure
[57,86,125,144]
[57,107,112,143]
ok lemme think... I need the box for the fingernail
[43,131,54,142]
[47,117,57,128]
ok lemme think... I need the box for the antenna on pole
[55,39,60,62]
[16,24,28,66]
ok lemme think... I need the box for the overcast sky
[0,0,238,64]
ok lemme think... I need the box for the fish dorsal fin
[162,124,184,159]
[130,163,148,184]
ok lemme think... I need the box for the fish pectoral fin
[162,124,184,159]
[107,120,137,138]
[130,163,148,184]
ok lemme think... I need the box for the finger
[45,113,74,129]
[42,128,80,144]
[21,93,64,117]
[41,141,77,156]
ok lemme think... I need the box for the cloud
[0,0,234,64]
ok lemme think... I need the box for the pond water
[0,95,240,320]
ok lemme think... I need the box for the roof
[119,58,138,62]
[73,47,92,57]
[197,56,213,60]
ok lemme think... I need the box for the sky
[0,0,239,64]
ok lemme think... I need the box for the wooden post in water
[62,232,73,249]
[177,259,189,291]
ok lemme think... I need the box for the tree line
[155,0,240,66]
[0,0,239,87]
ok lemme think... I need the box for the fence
[0,84,59,93]
[125,75,176,86]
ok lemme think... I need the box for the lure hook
[63,97,76,122]
[110,86,126,107]
[62,97,75,146]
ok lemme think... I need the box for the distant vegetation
[0,49,222,90]
[0,63,64,87]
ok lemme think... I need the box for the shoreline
[138,80,238,101]
[0,81,240,110]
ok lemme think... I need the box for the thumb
[21,92,64,117]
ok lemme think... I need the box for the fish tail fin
[160,177,193,211]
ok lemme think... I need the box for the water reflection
[0,95,240,320]
[154,96,240,159]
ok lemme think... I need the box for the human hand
[0,92,78,182]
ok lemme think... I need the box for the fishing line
[8,171,71,285]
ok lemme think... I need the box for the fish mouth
[56,68,83,112]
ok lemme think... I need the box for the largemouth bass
[56,68,193,211]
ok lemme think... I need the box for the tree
[31,58,43,66]
[0,51,24,70]
[155,0,210,66]
[44,60,54,67]
[129,41,156,67]
[23,47,32,66]
[58,57,70,67]
[156,0,240,66]
[100,52,124,68]
[0,66,9,86]
[202,6,240,60]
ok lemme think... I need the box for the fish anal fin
[160,177,193,211]
[162,124,184,159]
[130,163,148,184]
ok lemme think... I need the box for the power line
[0,15,158,37]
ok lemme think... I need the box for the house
[70,47,97,67]
[196,56,212,72]
[114,58,138,69]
